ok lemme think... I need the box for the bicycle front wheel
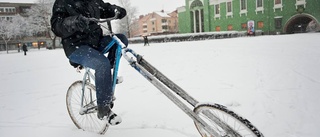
[66,81,109,134]
[194,103,264,137]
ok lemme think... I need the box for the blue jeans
[68,34,128,106]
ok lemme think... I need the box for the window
[241,23,247,29]
[227,25,233,31]
[240,0,247,10]
[256,0,264,13]
[214,4,220,19]
[274,0,283,11]
[190,0,204,9]
[274,17,282,29]
[258,21,264,28]
[6,17,13,21]
[226,1,233,17]
[215,26,221,31]
[162,26,168,30]
[240,0,247,16]
[0,7,16,13]
[257,0,263,7]
[227,2,232,12]
[215,4,220,14]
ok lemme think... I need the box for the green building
[178,0,320,34]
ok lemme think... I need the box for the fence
[129,30,264,44]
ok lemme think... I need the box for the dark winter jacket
[22,44,28,52]
[50,0,123,57]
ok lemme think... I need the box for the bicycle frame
[120,50,222,136]
[79,34,124,108]
[75,17,239,136]
[78,33,230,136]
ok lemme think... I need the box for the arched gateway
[284,14,319,34]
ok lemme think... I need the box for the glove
[114,6,126,19]
[75,15,90,32]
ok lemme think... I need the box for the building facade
[0,2,33,19]
[130,10,178,37]
[0,2,54,51]
[178,0,320,34]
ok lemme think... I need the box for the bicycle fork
[122,49,225,137]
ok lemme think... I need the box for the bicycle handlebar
[86,9,120,34]
[87,9,120,23]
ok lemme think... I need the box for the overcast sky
[0,0,185,15]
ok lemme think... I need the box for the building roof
[154,11,170,18]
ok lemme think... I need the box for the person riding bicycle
[50,0,128,125]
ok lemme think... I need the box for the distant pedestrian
[143,36,149,46]
[18,44,20,52]
[22,44,28,56]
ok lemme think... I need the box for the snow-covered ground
[1,33,320,137]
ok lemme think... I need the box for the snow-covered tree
[0,15,27,53]
[26,0,56,49]
[115,0,138,37]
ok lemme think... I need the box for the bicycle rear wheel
[66,81,109,134]
[194,103,264,137]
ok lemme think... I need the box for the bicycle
[65,11,265,137]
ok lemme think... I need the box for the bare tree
[0,15,27,53]
[26,0,56,49]
[116,0,138,38]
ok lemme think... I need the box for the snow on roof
[154,11,170,18]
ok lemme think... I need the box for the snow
[1,33,320,137]
[154,11,171,18]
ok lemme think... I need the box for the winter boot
[97,105,122,125]
[111,75,123,84]
[116,76,123,84]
